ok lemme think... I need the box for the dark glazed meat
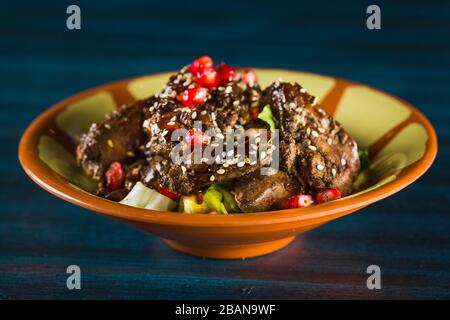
[76,102,146,180]
[261,82,360,195]
[234,171,299,212]
[141,67,263,195]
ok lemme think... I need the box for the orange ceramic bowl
[19,69,437,259]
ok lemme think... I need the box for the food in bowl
[76,56,367,213]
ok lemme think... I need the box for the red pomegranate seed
[158,184,180,199]
[250,107,260,121]
[179,87,207,107]
[242,69,257,87]
[316,188,341,204]
[196,67,220,88]
[185,128,208,148]
[105,162,125,192]
[282,194,315,209]
[217,63,238,83]
[189,55,213,74]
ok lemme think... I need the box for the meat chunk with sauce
[233,171,299,212]
[261,82,360,196]
[76,102,146,180]
[141,66,263,195]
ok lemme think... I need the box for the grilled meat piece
[77,102,146,180]
[261,82,360,195]
[141,67,263,194]
[234,171,299,212]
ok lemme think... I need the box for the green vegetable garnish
[257,104,277,130]
[178,195,210,214]
[120,182,177,211]
[358,148,370,170]
[210,184,240,213]
[204,187,228,214]
[203,184,241,214]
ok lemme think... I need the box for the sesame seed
[217,169,225,174]
[223,162,229,168]
[201,110,207,115]
[144,171,154,183]
[167,121,176,126]
[104,124,111,130]
[237,161,245,167]
[308,145,317,151]
[233,100,240,106]
[107,139,114,148]
[311,130,319,138]
[127,151,135,157]
[181,166,187,174]
[327,138,333,145]
[318,127,325,133]
[210,175,216,182]
[341,158,346,166]
[300,88,306,93]
[306,127,311,135]
[332,168,337,176]
[317,164,325,171]
[225,86,232,94]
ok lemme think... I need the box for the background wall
[1,0,449,299]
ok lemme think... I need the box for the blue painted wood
[1,0,449,299]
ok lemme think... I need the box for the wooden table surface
[1,0,449,299]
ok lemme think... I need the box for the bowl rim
[18,69,438,228]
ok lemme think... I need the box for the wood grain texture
[1,0,449,299]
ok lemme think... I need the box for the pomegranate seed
[179,87,207,107]
[158,184,180,199]
[217,63,238,83]
[185,128,208,148]
[282,194,315,209]
[250,107,260,122]
[242,69,257,87]
[189,56,213,74]
[196,67,220,88]
[316,188,341,204]
[105,162,125,192]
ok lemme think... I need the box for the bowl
[18,69,437,259]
